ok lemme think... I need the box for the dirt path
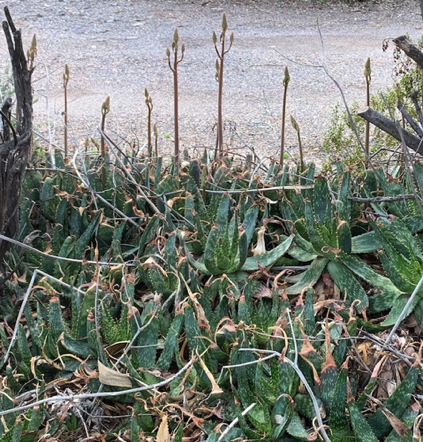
[1,0,422,164]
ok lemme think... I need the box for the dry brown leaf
[253,226,266,256]
[157,414,170,442]
[369,394,409,439]
[98,360,132,388]
[196,350,223,395]
[105,341,129,357]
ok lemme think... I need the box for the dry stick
[213,13,234,159]
[167,28,185,170]
[348,194,416,203]
[0,358,194,417]
[63,64,70,158]
[217,403,257,442]
[396,99,423,137]
[280,66,290,167]
[205,184,313,194]
[360,330,415,367]
[0,233,132,266]
[358,107,423,153]
[364,57,371,164]
[411,92,423,127]
[392,35,423,69]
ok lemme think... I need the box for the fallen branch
[358,107,423,154]
[392,35,423,69]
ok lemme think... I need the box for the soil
[1,0,422,165]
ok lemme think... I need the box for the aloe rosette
[368,216,423,325]
[183,193,293,275]
[281,173,400,315]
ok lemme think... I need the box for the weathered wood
[397,100,423,138]
[1,97,13,143]
[392,35,423,69]
[358,107,423,154]
[0,7,33,264]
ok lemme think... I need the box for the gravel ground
[1,0,422,165]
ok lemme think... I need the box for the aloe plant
[281,173,399,315]
[368,216,423,325]
[183,193,293,276]
[2,77,422,441]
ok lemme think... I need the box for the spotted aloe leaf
[367,366,419,438]
[327,261,368,312]
[367,217,423,324]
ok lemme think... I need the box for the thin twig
[348,194,417,203]
[0,359,194,416]
[0,233,133,266]
[205,184,313,195]
[217,402,257,442]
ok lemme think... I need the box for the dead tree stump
[0,7,33,264]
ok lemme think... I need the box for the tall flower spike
[280,66,290,167]
[166,27,185,171]
[213,13,234,159]
[222,13,228,33]
[364,57,371,84]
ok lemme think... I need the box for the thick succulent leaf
[381,294,420,326]
[379,251,416,294]
[368,366,418,437]
[348,400,379,442]
[215,193,231,235]
[369,218,412,262]
[291,230,317,257]
[286,257,328,294]
[314,176,331,224]
[337,219,352,254]
[272,395,294,438]
[286,410,310,439]
[351,231,382,254]
[339,253,401,300]
[335,172,351,223]
[288,242,317,262]
[243,205,259,247]
[241,235,293,271]
[327,261,368,312]
[329,368,349,433]
[304,200,331,254]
